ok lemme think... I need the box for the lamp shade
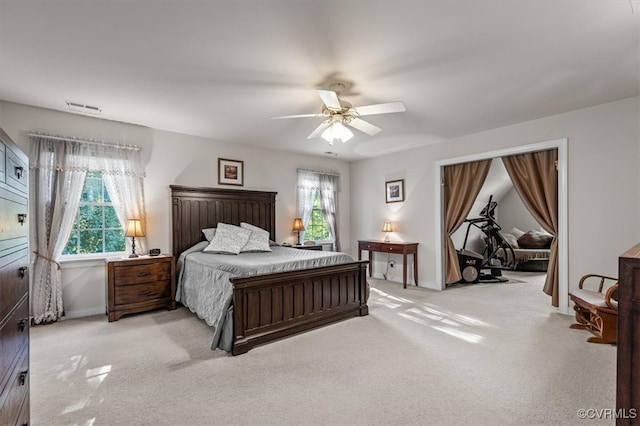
[292,218,305,232]
[125,219,145,237]
[382,222,393,233]
[321,119,354,145]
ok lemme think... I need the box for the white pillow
[240,222,272,252]
[203,223,251,255]
[501,232,519,248]
[202,228,216,242]
[509,227,526,239]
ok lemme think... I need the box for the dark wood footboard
[230,260,369,355]
[170,185,369,355]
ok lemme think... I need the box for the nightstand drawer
[113,262,171,286]
[115,281,171,305]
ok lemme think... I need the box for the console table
[358,240,419,288]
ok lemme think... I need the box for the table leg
[414,252,418,286]
[403,253,407,289]
[368,250,373,277]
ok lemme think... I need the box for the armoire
[0,127,30,425]
[618,243,640,425]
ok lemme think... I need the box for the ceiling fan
[272,83,406,145]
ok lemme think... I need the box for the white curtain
[101,157,147,255]
[296,169,340,250]
[296,169,318,241]
[319,173,340,251]
[29,135,145,324]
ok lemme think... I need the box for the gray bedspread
[176,242,354,351]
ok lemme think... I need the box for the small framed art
[385,179,404,203]
[218,158,244,186]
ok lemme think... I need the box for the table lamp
[292,218,305,245]
[125,219,145,258]
[382,221,393,242]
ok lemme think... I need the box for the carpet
[30,274,616,425]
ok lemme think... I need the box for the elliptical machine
[456,195,516,283]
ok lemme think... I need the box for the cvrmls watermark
[577,408,637,420]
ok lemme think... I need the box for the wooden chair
[569,273,619,344]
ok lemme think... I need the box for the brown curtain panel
[502,149,559,306]
[443,159,492,284]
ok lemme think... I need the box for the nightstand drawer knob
[19,267,28,278]
[137,271,151,277]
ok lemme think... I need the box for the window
[63,172,125,255]
[297,169,340,250]
[305,190,330,241]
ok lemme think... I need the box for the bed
[170,185,369,355]
[498,228,552,272]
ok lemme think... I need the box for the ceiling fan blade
[351,101,406,116]
[317,89,341,110]
[307,120,331,139]
[271,113,325,119]
[347,117,382,136]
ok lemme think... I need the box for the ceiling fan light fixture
[321,119,353,145]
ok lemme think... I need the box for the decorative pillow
[240,222,272,252]
[202,228,216,242]
[501,232,519,248]
[517,230,553,249]
[203,223,252,255]
[509,227,526,239]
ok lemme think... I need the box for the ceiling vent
[66,100,102,115]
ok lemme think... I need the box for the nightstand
[105,255,176,322]
[293,245,323,251]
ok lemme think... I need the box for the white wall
[500,188,539,234]
[0,101,352,318]
[350,97,640,294]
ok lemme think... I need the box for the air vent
[324,151,339,157]
[66,101,102,115]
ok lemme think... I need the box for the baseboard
[63,307,104,320]
[419,281,440,290]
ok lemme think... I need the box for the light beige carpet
[30,273,616,425]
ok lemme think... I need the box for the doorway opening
[434,138,569,314]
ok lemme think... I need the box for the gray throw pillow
[240,222,272,252]
[203,223,251,255]
[202,228,216,242]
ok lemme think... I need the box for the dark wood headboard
[170,185,277,256]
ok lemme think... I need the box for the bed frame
[170,185,369,355]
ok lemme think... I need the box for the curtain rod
[297,168,340,177]
[28,133,141,151]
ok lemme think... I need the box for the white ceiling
[1,1,638,161]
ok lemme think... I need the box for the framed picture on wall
[385,179,404,203]
[218,158,244,186]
